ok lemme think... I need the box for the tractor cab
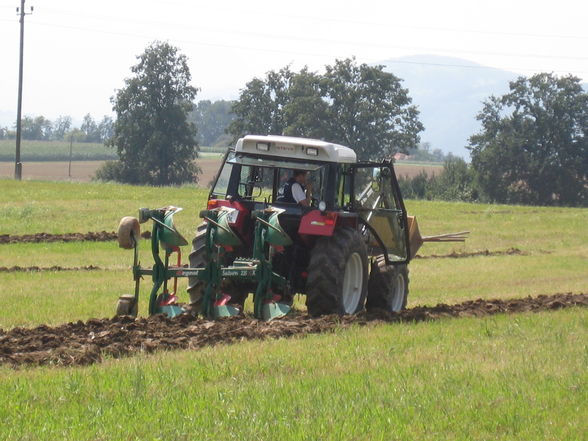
[207,135,410,265]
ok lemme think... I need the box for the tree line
[0,114,114,143]
[401,73,588,207]
[9,41,586,207]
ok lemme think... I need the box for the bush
[398,158,477,202]
[93,161,126,182]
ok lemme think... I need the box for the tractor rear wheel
[306,227,368,316]
[366,258,409,312]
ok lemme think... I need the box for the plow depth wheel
[306,227,368,316]
[116,294,138,317]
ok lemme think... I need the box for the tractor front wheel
[366,259,409,312]
[306,228,368,316]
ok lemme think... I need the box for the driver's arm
[292,183,310,206]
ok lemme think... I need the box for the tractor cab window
[227,155,327,206]
[274,166,327,205]
[210,151,235,199]
[351,165,409,263]
[237,165,273,201]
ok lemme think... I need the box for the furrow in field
[1,293,585,368]
[0,265,102,273]
[0,231,151,244]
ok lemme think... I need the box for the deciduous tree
[228,59,423,160]
[469,73,588,206]
[99,41,200,185]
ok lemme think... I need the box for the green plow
[118,206,293,321]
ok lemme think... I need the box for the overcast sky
[1,0,587,125]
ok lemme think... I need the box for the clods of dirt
[1,293,585,368]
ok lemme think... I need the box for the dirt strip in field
[413,248,527,259]
[0,265,101,273]
[1,293,585,368]
[0,231,151,244]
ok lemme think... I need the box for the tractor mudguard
[298,210,338,236]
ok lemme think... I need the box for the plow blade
[213,304,241,318]
[261,302,291,321]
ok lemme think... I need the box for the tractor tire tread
[306,227,368,316]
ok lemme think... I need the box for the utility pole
[14,0,33,180]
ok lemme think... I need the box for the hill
[379,55,519,158]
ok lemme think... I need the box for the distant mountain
[379,55,519,158]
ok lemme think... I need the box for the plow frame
[127,207,290,320]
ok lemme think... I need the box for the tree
[190,100,235,146]
[228,59,423,160]
[20,115,52,140]
[97,116,114,142]
[81,114,100,142]
[283,67,330,139]
[229,67,293,138]
[320,58,423,159]
[428,156,476,201]
[101,42,200,185]
[469,73,588,206]
[52,115,72,140]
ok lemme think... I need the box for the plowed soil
[413,248,526,259]
[0,231,150,244]
[1,293,585,368]
[0,265,101,273]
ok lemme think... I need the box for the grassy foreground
[0,179,586,440]
[1,309,586,440]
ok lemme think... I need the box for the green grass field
[0,139,116,161]
[0,140,226,162]
[0,179,586,440]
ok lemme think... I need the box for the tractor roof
[235,135,357,163]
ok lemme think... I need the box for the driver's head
[293,170,307,184]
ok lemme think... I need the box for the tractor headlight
[318,200,327,212]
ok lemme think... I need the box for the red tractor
[182,135,412,319]
[116,135,437,320]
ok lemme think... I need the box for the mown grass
[0,180,586,440]
[0,247,586,329]
[0,309,586,440]
[0,180,586,328]
[0,140,116,161]
[0,179,208,234]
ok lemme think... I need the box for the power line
[23,19,588,78]
[37,4,588,43]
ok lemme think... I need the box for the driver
[277,170,312,206]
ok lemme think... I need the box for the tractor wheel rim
[342,252,363,313]
[390,272,406,312]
